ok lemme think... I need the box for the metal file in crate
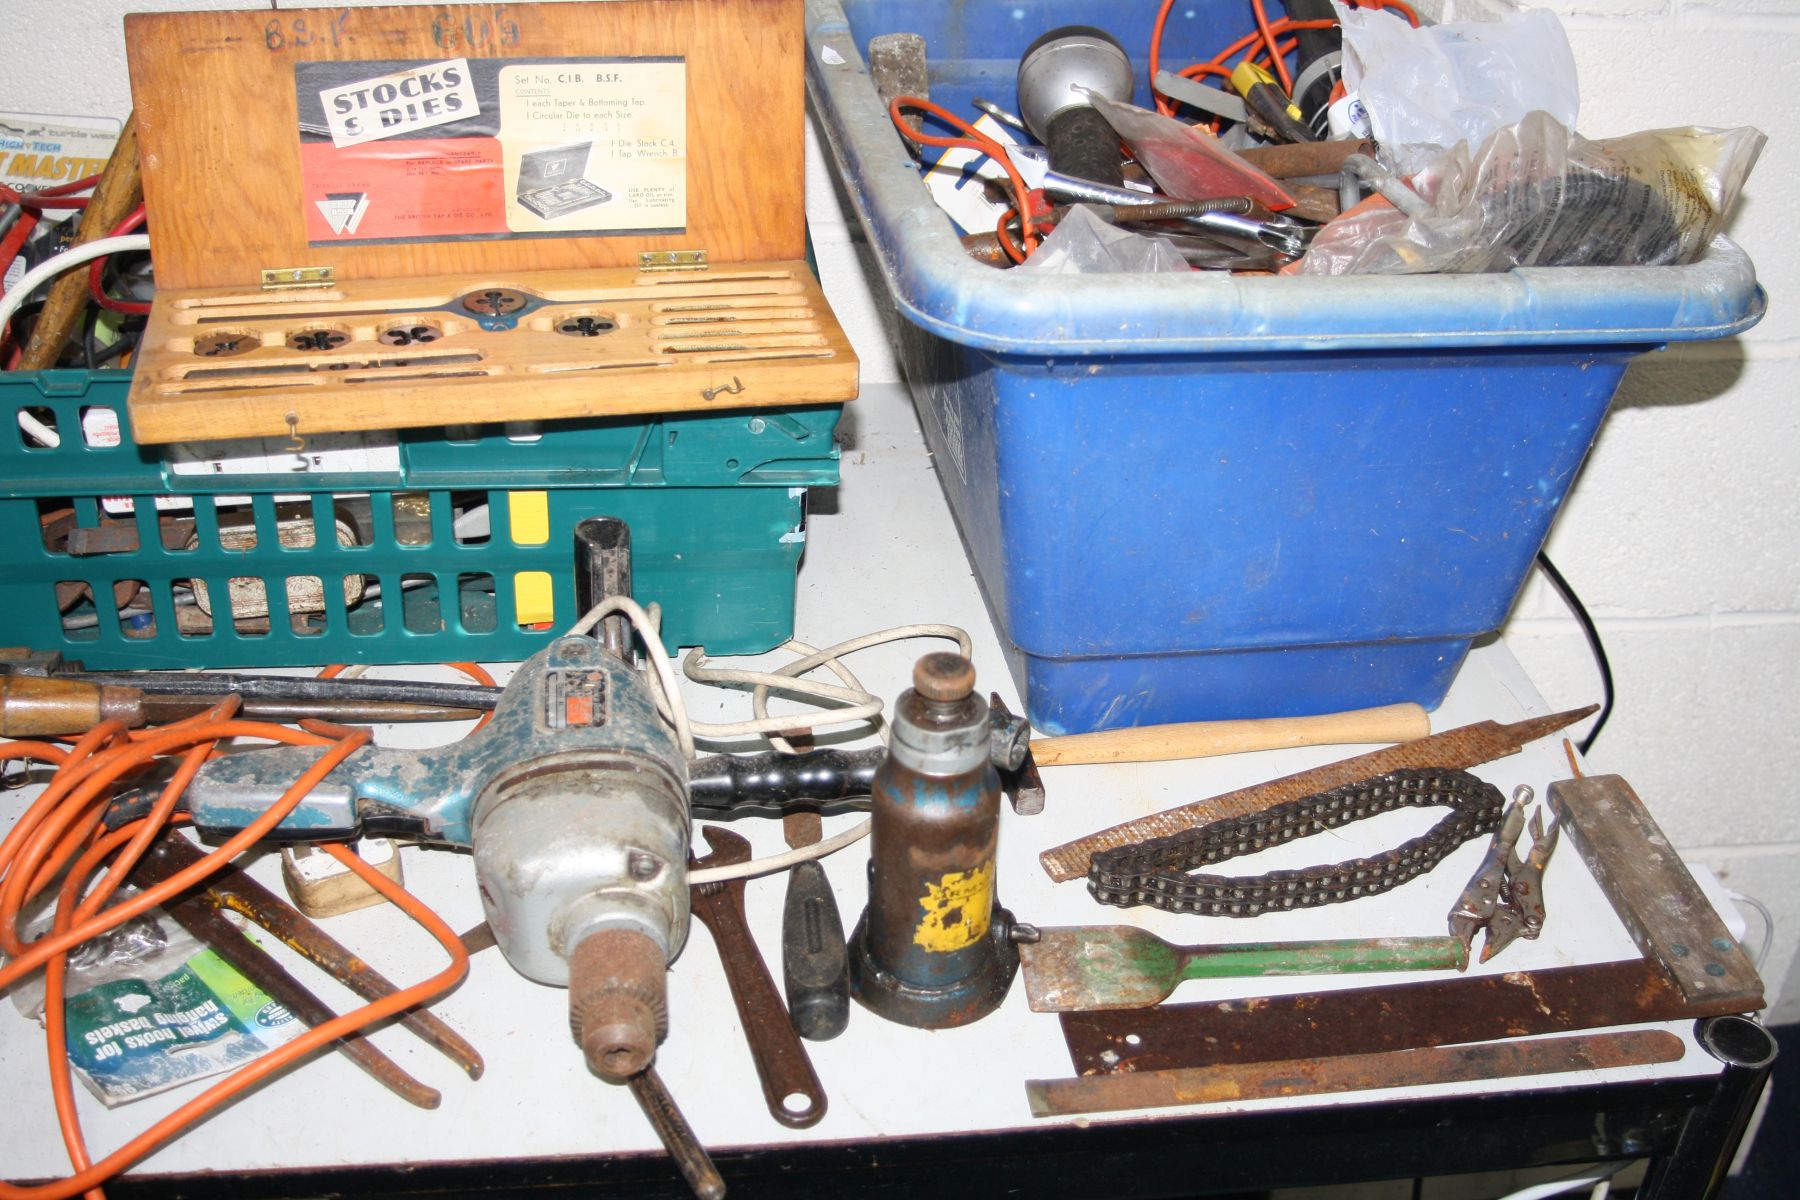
[2,370,840,669]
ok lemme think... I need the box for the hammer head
[990,693,1046,816]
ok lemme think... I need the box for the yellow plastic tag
[514,571,555,626]
[507,491,550,545]
[912,860,996,953]
[506,491,555,626]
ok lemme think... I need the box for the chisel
[1020,925,1465,1012]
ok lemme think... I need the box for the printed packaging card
[294,57,686,245]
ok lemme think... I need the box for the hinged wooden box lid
[122,0,856,444]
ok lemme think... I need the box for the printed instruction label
[1,111,118,289]
[295,57,685,245]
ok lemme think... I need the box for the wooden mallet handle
[1031,703,1431,767]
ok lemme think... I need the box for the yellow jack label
[912,860,995,953]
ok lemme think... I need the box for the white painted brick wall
[3,0,1794,1021]
[1507,0,1800,1015]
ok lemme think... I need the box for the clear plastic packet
[10,901,303,1107]
[1087,93,1294,211]
[1017,205,1190,275]
[1298,112,1766,275]
[1338,1,1579,176]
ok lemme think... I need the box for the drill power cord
[564,599,973,886]
[563,594,698,757]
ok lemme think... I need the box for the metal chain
[1088,769,1505,916]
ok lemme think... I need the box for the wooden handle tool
[1031,702,1431,767]
[19,113,141,370]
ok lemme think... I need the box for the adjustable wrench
[690,826,827,1129]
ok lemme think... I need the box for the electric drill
[183,631,691,1081]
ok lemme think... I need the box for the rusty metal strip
[1026,1028,1686,1118]
[1060,957,1745,1076]
[1549,775,1765,1012]
[134,842,443,1109]
[1040,707,1595,883]
[139,835,484,1081]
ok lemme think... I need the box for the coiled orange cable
[0,706,469,1199]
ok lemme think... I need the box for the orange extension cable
[1151,0,1418,117]
[0,701,470,1199]
[887,95,1041,260]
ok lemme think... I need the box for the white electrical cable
[681,624,973,744]
[0,234,151,338]
[451,504,491,541]
[680,649,884,738]
[1492,1164,1626,1200]
[1494,1175,1614,1200]
[688,820,871,886]
[751,639,877,755]
[1728,890,1776,971]
[18,409,60,448]
[562,603,973,885]
[563,596,695,757]
[716,623,974,749]
[681,622,974,883]
[5,235,152,448]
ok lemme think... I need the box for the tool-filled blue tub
[804,0,1765,735]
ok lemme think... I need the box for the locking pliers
[1448,785,1560,964]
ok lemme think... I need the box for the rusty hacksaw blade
[1039,706,1596,883]
[1058,956,1746,1076]
[1026,1028,1684,1117]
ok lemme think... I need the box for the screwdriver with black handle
[1284,0,1344,131]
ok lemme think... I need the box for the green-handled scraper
[1019,925,1467,1012]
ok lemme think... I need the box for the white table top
[0,381,1724,1184]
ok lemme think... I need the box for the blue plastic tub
[805,0,1765,735]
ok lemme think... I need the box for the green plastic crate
[1,369,840,668]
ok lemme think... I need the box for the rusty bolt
[913,652,976,703]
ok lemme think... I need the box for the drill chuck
[569,928,671,1080]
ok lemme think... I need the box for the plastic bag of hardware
[1017,205,1190,275]
[1086,93,1294,211]
[1337,1,1579,175]
[9,902,302,1107]
[1298,113,1765,276]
